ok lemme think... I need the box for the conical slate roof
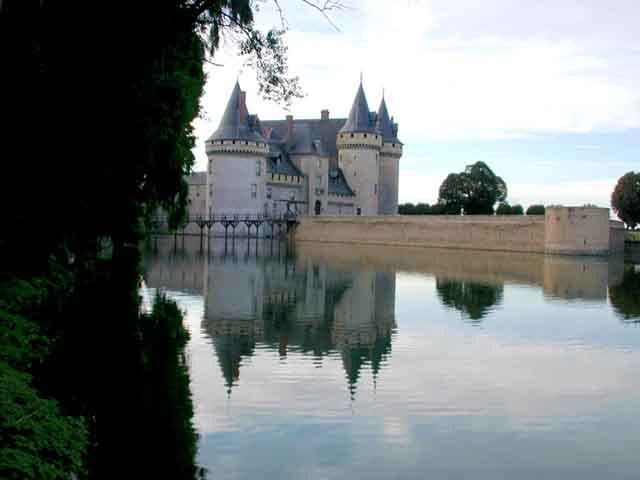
[340,83,376,134]
[377,97,396,142]
[208,81,264,142]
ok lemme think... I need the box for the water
[143,236,640,480]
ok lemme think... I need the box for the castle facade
[198,80,402,218]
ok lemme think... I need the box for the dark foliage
[398,203,432,215]
[526,204,546,215]
[437,162,507,215]
[496,203,524,215]
[611,171,640,229]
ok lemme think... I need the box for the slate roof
[328,168,355,197]
[261,118,346,157]
[266,148,304,178]
[376,97,396,142]
[208,81,265,143]
[340,83,377,134]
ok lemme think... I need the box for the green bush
[495,202,511,215]
[526,204,546,215]
[0,363,88,480]
[511,204,524,215]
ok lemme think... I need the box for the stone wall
[610,221,626,254]
[545,207,610,255]
[295,215,546,253]
[294,207,623,256]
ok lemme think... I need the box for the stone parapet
[380,142,402,158]
[336,131,382,150]
[206,139,268,156]
[294,207,623,256]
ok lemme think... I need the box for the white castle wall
[378,142,402,215]
[206,140,268,217]
[337,132,382,216]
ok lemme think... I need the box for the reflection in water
[201,238,396,400]
[609,265,640,323]
[143,236,640,480]
[436,279,503,323]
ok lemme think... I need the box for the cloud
[192,0,640,208]
[509,178,617,209]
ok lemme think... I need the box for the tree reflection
[609,265,640,323]
[436,279,504,323]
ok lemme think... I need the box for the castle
[197,80,403,218]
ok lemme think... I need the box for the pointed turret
[340,82,376,134]
[208,81,264,143]
[377,96,397,143]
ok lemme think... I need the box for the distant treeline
[398,203,545,216]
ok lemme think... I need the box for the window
[256,160,261,176]
[316,175,322,188]
[317,158,322,169]
[266,186,272,199]
[251,184,257,199]
[374,184,377,195]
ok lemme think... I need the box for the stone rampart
[295,215,546,253]
[294,207,622,256]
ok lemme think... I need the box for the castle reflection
[202,238,396,399]
[144,236,636,399]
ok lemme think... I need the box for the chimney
[321,109,329,120]
[286,114,294,138]
[239,91,247,124]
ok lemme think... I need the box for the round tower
[376,96,403,215]
[336,82,382,216]
[205,81,268,218]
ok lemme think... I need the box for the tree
[437,161,507,215]
[398,203,415,215]
[437,173,468,214]
[526,204,545,215]
[611,171,640,229]
[496,202,512,215]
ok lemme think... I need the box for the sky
[192,0,640,209]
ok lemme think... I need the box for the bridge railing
[149,212,298,229]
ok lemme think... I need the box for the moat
[143,236,640,480]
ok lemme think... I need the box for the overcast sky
[192,0,640,209]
